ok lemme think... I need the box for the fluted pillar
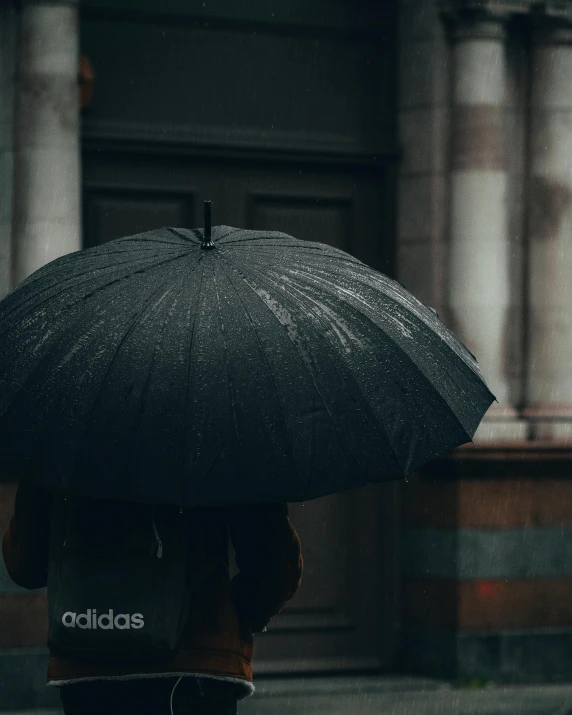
[447,17,526,441]
[0,2,16,300]
[11,0,81,289]
[524,26,572,440]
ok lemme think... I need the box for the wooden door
[82,151,399,672]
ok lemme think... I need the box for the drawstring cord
[152,507,182,559]
[151,514,163,558]
[169,677,203,714]
[62,496,68,548]
[169,676,182,715]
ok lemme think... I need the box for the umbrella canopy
[0,220,495,506]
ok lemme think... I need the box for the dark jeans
[59,676,240,715]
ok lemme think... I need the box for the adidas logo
[62,609,144,629]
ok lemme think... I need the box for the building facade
[398,0,572,683]
[0,0,572,708]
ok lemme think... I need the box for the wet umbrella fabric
[0,225,495,506]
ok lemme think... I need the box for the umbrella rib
[11,264,186,493]
[182,257,207,505]
[0,252,191,401]
[215,228,277,243]
[112,238,189,249]
[14,239,186,288]
[213,254,305,497]
[332,264,484,379]
[4,250,186,398]
[72,259,193,478]
[234,260,406,480]
[218,242,368,272]
[267,261,487,437]
[185,257,277,504]
[167,227,242,244]
[0,250,189,334]
[281,266,475,438]
[216,252,370,495]
[166,228,201,243]
[75,275,189,480]
[120,273,190,485]
[331,268,488,432]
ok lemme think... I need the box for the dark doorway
[82,150,399,672]
[81,0,399,673]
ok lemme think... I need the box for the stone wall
[400,446,572,682]
[397,0,572,682]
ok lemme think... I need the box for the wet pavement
[4,675,572,714]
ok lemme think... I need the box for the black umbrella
[0,203,495,506]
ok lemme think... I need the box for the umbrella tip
[201,200,215,250]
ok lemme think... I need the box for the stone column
[446,16,526,440]
[0,2,17,300]
[11,0,81,289]
[524,26,572,440]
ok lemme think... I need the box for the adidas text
[62,609,144,629]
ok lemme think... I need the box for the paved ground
[5,676,572,714]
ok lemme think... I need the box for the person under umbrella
[3,483,303,715]
[0,204,495,714]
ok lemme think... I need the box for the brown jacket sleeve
[227,502,303,633]
[1,481,52,590]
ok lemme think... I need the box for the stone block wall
[396,0,572,683]
[399,446,572,682]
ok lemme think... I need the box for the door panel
[83,152,398,672]
[251,483,397,673]
[84,188,194,249]
[249,195,351,251]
